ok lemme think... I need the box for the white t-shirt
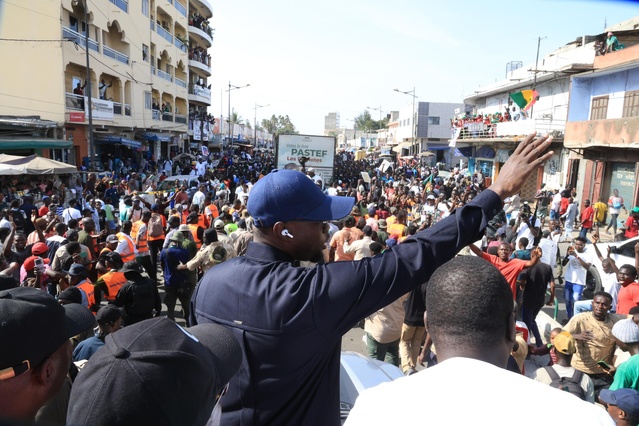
[344,357,613,425]
[62,207,82,224]
[609,196,624,214]
[602,272,621,311]
[516,217,541,249]
[538,237,558,269]
[565,250,594,285]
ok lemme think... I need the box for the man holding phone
[564,291,626,395]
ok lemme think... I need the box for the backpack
[148,213,163,238]
[543,366,586,400]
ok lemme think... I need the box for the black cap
[121,261,143,275]
[0,287,95,380]
[58,287,83,305]
[96,305,123,325]
[67,318,242,426]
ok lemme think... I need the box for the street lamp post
[366,105,383,122]
[226,81,250,150]
[394,87,417,155]
[253,103,269,148]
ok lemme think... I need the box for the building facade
[0,0,214,169]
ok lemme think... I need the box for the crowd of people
[2,133,639,425]
[188,46,211,66]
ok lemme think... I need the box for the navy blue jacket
[190,189,502,425]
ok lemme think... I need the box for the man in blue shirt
[191,133,554,425]
[72,305,122,361]
[160,231,190,323]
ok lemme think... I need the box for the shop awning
[392,142,412,153]
[0,154,77,175]
[136,132,171,142]
[0,138,72,149]
[95,136,142,149]
[426,145,451,151]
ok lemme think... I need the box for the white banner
[86,97,114,120]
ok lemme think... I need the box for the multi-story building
[324,112,340,136]
[390,102,465,166]
[564,19,639,209]
[0,0,213,169]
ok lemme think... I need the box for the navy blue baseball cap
[600,388,639,417]
[248,169,354,228]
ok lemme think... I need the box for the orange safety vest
[188,224,202,249]
[76,280,96,312]
[116,232,136,263]
[102,270,127,301]
[181,210,189,224]
[197,214,209,230]
[207,204,219,220]
[131,220,149,254]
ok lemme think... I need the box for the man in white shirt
[192,184,206,209]
[562,236,594,319]
[343,226,374,261]
[515,204,541,249]
[62,199,82,225]
[196,158,207,176]
[345,256,613,425]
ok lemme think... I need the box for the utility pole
[84,0,95,170]
[531,36,546,118]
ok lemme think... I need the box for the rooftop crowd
[1,133,638,425]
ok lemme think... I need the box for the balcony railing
[157,69,173,82]
[162,112,174,122]
[152,109,161,120]
[175,77,187,88]
[62,27,98,52]
[156,25,173,43]
[175,37,187,52]
[103,45,129,64]
[454,117,565,140]
[189,84,211,99]
[109,0,128,12]
[175,0,187,17]
[175,114,187,124]
[65,93,84,111]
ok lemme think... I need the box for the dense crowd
[1,134,639,425]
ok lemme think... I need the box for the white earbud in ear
[281,229,294,238]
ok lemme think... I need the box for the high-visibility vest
[76,280,96,312]
[207,204,219,220]
[102,270,127,301]
[116,232,137,263]
[131,220,149,254]
[99,247,113,257]
[181,210,189,224]
[188,224,202,249]
[197,214,209,230]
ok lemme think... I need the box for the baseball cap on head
[66,317,242,426]
[106,234,119,244]
[552,331,576,355]
[96,305,122,325]
[0,287,95,380]
[599,388,639,418]
[248,170,354,228]
[32,242,48,256]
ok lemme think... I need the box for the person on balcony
[606,32,624,53]
[99,79,112,100]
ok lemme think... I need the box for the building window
[427,117,440,125]
[591,95,609,120]
[144,91,151,109]
[623,90,639,118]
[142,44,148,62]
[142,0,149,16]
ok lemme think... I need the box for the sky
[209,0,639,135]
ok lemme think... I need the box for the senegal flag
[510,90,539,111]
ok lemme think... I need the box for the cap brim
[300,195,355,222]
[64,303,96,337]
[187,324,242,390]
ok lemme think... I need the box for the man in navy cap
[0,287,95,422]
[191,134,554,425]
[599,388,639,425]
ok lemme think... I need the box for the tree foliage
[261,114,298,138]
[354,110,388,131]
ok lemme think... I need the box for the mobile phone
[597,360,612,371]
[34,257,45,273]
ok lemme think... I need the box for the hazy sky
[209,0,639,135]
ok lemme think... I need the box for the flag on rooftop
[510,90,539,111]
